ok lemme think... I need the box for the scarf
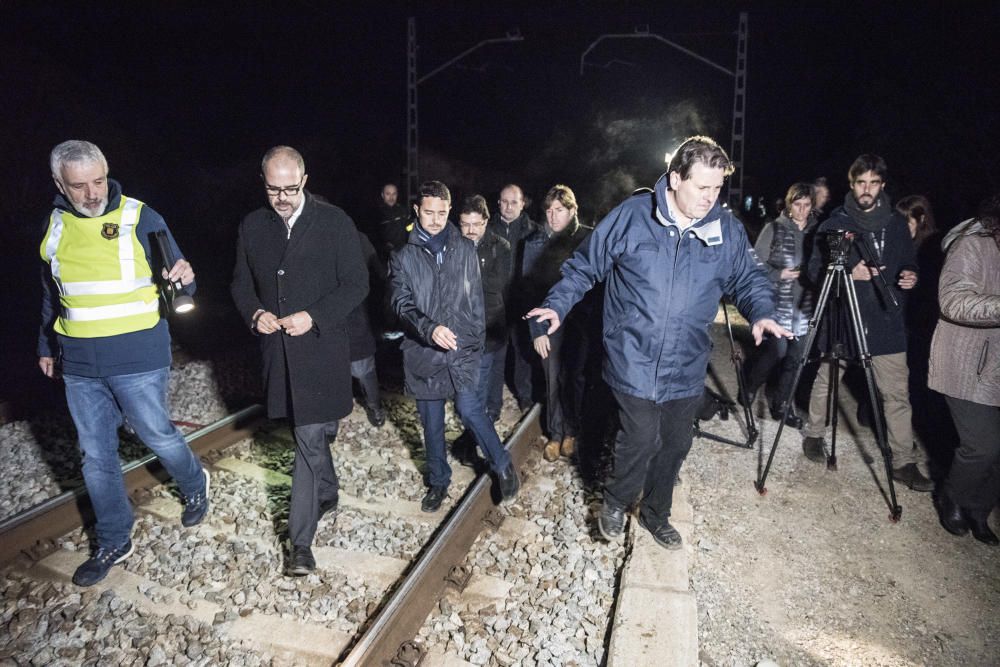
[844,191,894,233]
[417,222,447,264]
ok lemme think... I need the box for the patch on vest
[101,222,119,240]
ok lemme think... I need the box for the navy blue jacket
[390,223,486,400]
[38,180,193,377]
[541,173,775,403]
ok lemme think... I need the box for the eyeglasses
[263,176,304,197]
[459,220,487,229]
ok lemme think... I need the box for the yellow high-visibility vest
[40,197,161,338]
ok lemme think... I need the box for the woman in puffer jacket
[744,183,818,432]
[928,193,1000,545]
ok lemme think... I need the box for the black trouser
[539,328,586,441]
[289,420,340,548]
[507,324,535,405]
[746,336,806,411]
[604,390,701,526]
[943,396,1000,517]
[351,356,381,409]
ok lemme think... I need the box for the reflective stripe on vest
[40,197,161,338]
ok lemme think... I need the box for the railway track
[5,396,622,666]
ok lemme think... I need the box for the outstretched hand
[524,307,561,335]
[752,318,793,345]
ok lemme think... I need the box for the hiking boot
[181,469,211,527]
[543,439,561,462]
[72,540,134,587]
[560,435,576,457]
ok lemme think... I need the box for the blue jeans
[477,347,506,420]
[64,368,205,548]
[416,390,512,488]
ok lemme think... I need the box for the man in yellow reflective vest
[38,140,208,586]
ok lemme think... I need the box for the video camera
[821,229,856,264]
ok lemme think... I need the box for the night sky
[2,1,998,393]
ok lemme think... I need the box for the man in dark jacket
[38,140,206,587]
[529,136,786,550]
[489,184,537,411]
[459,194,512,422]
[376,183,410,260]
[348,230,386,427]
[803,154,929,491]
[390,181,520,513]
[231,146,368,575]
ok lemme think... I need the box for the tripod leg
[756,267,838,494]
[843,276,902,521]
[828,358,839,470]
[723,304,758,446]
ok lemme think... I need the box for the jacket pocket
[605,306,636,337]
[977,339,989,377]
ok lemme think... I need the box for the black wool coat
[231,195,369,424]
[347,231,381,361]
[475,230,512,352]
[390,223,485,400]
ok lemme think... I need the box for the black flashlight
[154,230,195,314]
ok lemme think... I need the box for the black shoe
[770,406,803,429]
[72,540,134,587]
[181,469,211,527]
[452,435,486,471]
[287,545,315,576]
[638,515,683,550]
[935,494,969,536]
[498,462,520,504]
[319,496,339,521]
[969,517,1000,547]
[364,403,386,428]
[598,501,626,541]
[421,485,448,513]
[892,463,934,492]
[802,437,826,463]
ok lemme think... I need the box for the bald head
[261,145,305,175]
[261,146,308,220]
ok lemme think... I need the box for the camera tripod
[754,244,902,521]
[694,301,760,449]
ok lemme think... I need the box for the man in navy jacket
[529,136,785,550]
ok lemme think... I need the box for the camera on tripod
[822,229,856,264]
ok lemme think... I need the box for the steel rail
[340,405,541,667]
[0,404,265,565]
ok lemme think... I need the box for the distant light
[664,151,673,164]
